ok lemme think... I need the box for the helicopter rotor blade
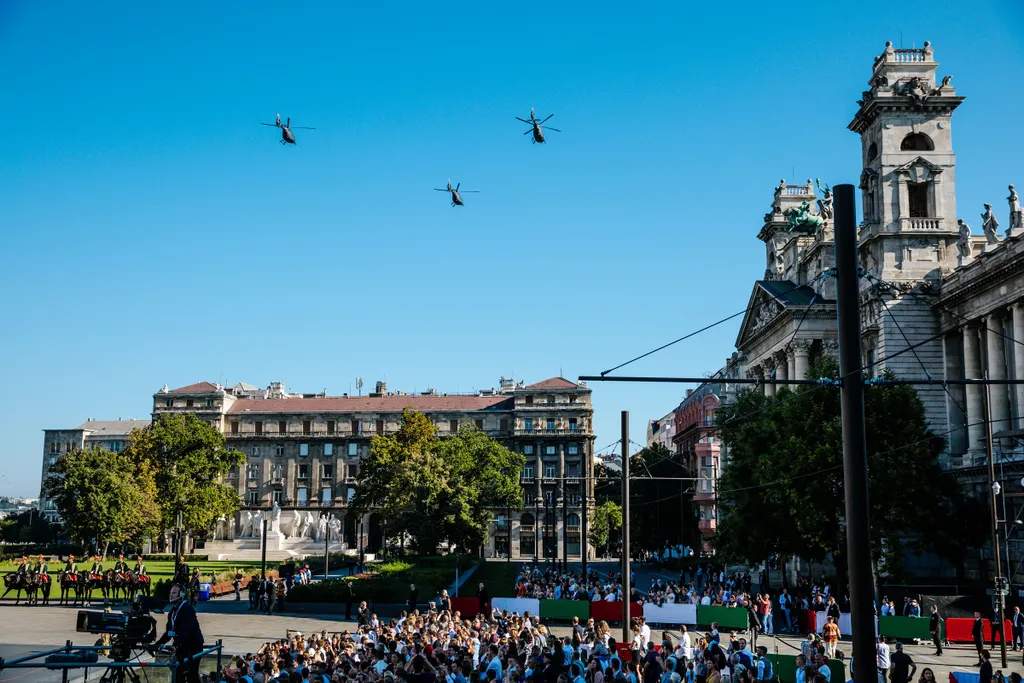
[261,123,278,127]
[540,114,554,124]
[291,126,316,130]
[523,129,533,135]
[460,190,481,193]
[434,189,449,192]
[515,117,532,124]
[545,127,562,133]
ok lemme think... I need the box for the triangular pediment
[893,156,943,174]
[735,282,790,349]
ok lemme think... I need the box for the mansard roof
[226,394,514,415]
[169,381,220,394]
[523,377,582,390]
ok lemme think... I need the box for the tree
[43,447,161,551]
[0,510,59,544]
[588,501,622,557]
[351,409,525,554]
[715,355,984,579]
[125,413,244,542]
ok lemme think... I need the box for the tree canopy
[350,409,525,554]
[714,355,984,579]
[125,413,245,535]
[588,500,622,553]
[43,447,161,549]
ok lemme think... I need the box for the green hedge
[288,556,467,603]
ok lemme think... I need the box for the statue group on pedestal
[955,189,1023,266]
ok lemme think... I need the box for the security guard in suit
[155,583,204,683]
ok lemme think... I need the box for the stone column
[964,325,985,451]
[984,314,1011,439]
[897,173,909,221]
[535,448,542,503]
[787,348,796,381]
[764,363,776,398]
[776,352,789,383]
[793,340,812,380]
[1014,304,1024,429]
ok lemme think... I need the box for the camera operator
[155,583,204,683]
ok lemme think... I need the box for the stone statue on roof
[982,204,1000,243]
[815,179,834,223]
[784,201,825,234]
[1008,185,1022,237]
[956,219,971,266]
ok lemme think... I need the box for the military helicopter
[434,179,480,207]
[261,113,315,145]
[516,108,560,143]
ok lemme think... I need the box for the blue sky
[2,1,1023,496]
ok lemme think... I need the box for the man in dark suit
[478,582,490,617]
[1011,606,1024,651]
[408,583,418,613]
[929,605,943,655]
[991,607,1006,649]
[155,583,204,683]
[973,612,986,665]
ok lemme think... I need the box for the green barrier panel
[540,599,591,621]
[879,616,932,640]
[696,605,749,630]
[765,655,845,683]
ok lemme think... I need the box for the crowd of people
[514,567,633,603]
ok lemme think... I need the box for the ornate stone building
[147,376,595,560]
[649,42,1024,574]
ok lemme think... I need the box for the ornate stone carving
[940,74,952,88]
[752,298,783,332]
[1008,185,1022,237]
[791,339,813,353]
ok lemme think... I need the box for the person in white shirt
[639,618,651,648]
[876,636,890,681]
[701,594,712,606]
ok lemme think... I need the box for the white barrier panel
[816,612,876,637]
[642,603,697,625]
[492,597,541,615]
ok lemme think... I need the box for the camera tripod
[97,662,145,683]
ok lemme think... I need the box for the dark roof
[76,419,151,435]
[169,381,220,394]
[227,395,514,415]
[756,280,833,306]
[523,377,581,390]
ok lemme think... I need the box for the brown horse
[57,570,88,605]
[2,573,40,605]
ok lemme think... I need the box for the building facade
[39,418,152,521]
[646,42,1024,575]
[145,376,595,560]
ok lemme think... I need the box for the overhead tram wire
[865,275,970,421]
[599,279,817,377]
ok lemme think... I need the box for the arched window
[900,133,934,151]
[520,513,535,527]
[567,513,581,528]
[867,141,878,160]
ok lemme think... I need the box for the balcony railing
[228,430,380,439]
[270,477,286,487]
[515,427,590,436]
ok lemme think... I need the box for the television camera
[76,595,166,665]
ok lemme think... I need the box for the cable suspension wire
[599,278,818,377]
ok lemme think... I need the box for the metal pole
[621,411,631,643]
[324,517,330,582]
[216,639,223,683]
[985,379,1008,669]
[834,183,877,683]
[175,510,183,571]
[507,501,512,562]
[260,518,268,580]
[582,470,589,576]
[562,476,569,572]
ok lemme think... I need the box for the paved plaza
[2,597,1024,683]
